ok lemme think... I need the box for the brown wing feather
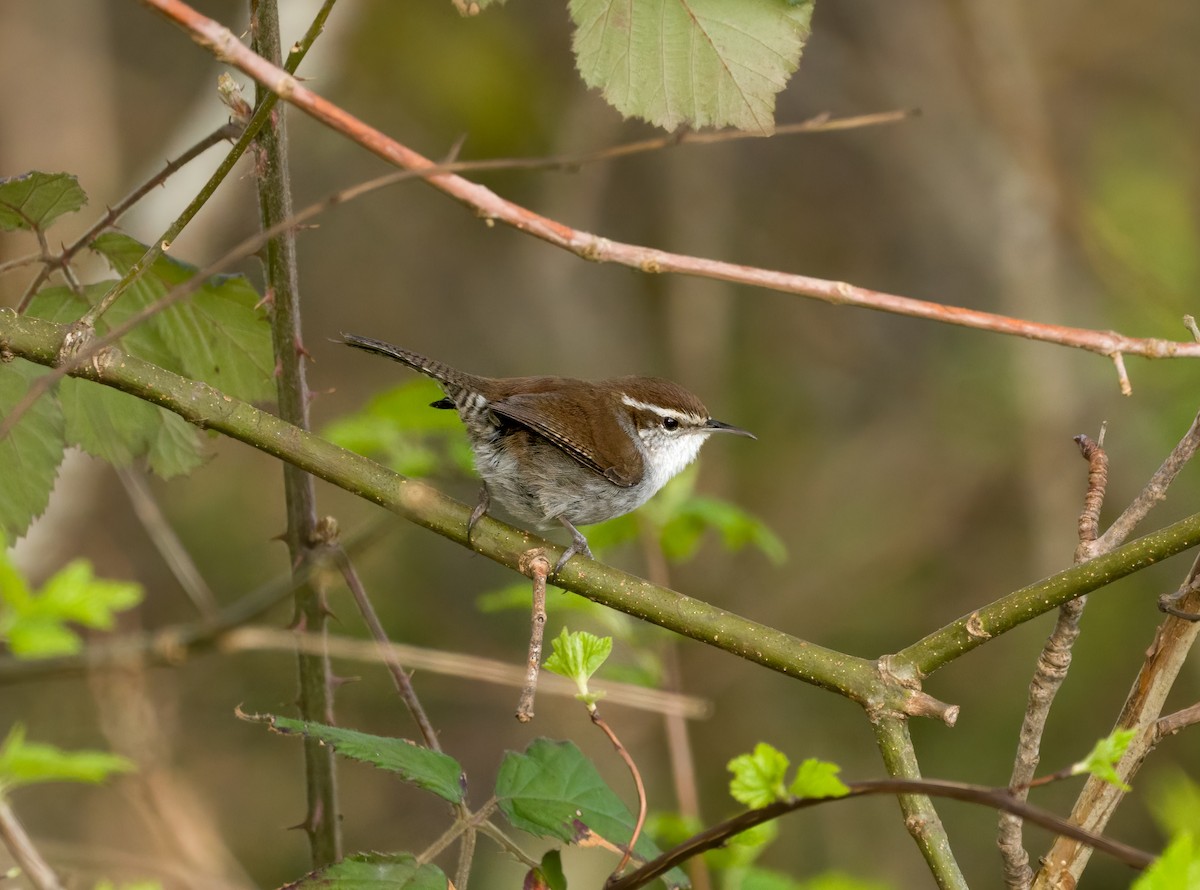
[490,391,643,488]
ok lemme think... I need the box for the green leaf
[788,759,849,800]
[496,739,688,887]
[0,555,143,658]
[794,874,892,890]
[543,628,612,706]
[91,233,273,403]
[282,852,447,889]
[1131,833,1200,890]
[569,0,814,133]
[1149,770,1200,838]
[1072,728,1137,791]
[323,379,474,477]
[525,850,567,890]
[241,713,464,804]
[705,820,778,871]
[0,725,134,794]
[0,172,87,231]
[26,284,205,480]
[659,496,786,565]
[728,743,790,808]
[0,360,65,539]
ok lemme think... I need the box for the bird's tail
[340,333,475,392]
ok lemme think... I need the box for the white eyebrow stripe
[620,395,705,425]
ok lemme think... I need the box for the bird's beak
[706,419,756,439]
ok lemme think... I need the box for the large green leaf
[0,172,87,231]
[243,713,465,804]
[496,738,688,887]
[26,285,204,479]
[91,232,274,403]
[569,0,814,133]
[0,360,65,539]
[282,852,447,889]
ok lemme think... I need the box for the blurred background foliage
[0,1,1198,887]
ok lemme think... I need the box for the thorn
[295,336,313,361]
[255,286,275,311]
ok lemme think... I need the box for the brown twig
[516,552,550,722]
[591,710,647,882]
[607,776,1155,890]
[999,434,1108,887]
[1095,407,1200,552]
[138,0,1200,389]
[12,123,240,313]
[0,798,66,890]
[327,526,441,751]
[1154,701,1200,739]
[1034,555,1200,887]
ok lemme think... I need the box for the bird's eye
[662,417,680,431]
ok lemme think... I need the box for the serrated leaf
[543,628,611,705]
[0,725,134,793]
[91,233,273,403]
[788,759,849,800]
[497,739,688,887]
[728,743,790,808]
[282,852,448,890]
[0,172,87,231]
[569,0,814,133]
[242,713,465,804]
[1131,833,1200,890]
[0,360,65,540]
[26,285,206,479]
[1072,728,1137,792]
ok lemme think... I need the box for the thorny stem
[75,0,335,328]
[250,0,340,866]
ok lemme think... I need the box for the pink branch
[139,0,1200,381]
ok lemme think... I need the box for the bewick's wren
[342,334,755,571]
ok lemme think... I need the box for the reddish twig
[138,0,1200,390]
[591,710,647,883]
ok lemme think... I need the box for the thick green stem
[872,717,967,890]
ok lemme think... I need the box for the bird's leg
[554,517,594,574]
[467,483,491,546]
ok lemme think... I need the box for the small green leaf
[788,759,850,800]
[543,628,612,706]
[241,712,465,804]
[525,850,567,890]
[1131,832,1200,890]
[1072,728,1137,791]
[93,882,163,890]
[496,739,687,886]
[0,725,134,793]
[728,743,790,808]
[0,172,87,231]
[569,0,814,133]
[0,555,143,658]
[660,496,787,565]
[0,360,65,540]
[282,852,447,889]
